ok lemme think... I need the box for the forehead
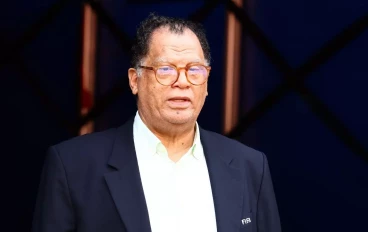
[146,27,205,64]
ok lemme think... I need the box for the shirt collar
[133,111,203,160]
[191,123,203,160]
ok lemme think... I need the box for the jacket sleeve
[32,146,76,232]
[256,153,282,232]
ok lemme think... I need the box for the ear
[128,68,139,95]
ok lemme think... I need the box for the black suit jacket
[32,119,281,232]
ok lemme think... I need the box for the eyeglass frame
[137,62,211,86]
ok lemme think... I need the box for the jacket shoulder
[200,129,265,165]
[201,129,264,155]
[50,127,118,163]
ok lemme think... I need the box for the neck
[139,112,196,162]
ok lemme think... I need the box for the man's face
[129,27,209,126]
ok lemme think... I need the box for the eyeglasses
[138,63,211,86]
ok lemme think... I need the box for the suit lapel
[200,128,245,232]
[104,119,151,232]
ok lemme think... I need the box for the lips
[168,96,191,102]
[167,96,191,108]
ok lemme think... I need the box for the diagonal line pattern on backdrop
[226,0,368,161]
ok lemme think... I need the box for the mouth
[168,97,191,102]
[167,97,192,108]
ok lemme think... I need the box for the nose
[173,69,190,88]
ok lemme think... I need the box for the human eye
[188,65,206,75]
[189,66,200,72]
[157,66,176,75]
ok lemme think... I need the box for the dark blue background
[1,0,367,231]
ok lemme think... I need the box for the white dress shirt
[133,111,217,232]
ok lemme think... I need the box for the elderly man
[32,13,281,232]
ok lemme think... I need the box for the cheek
[141,82,165,106]
[201,85,208,98]
[194,86,207,105]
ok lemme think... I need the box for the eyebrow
[153,57,205,65]
[153,57,168,64]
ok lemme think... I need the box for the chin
[162,110,195,125]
